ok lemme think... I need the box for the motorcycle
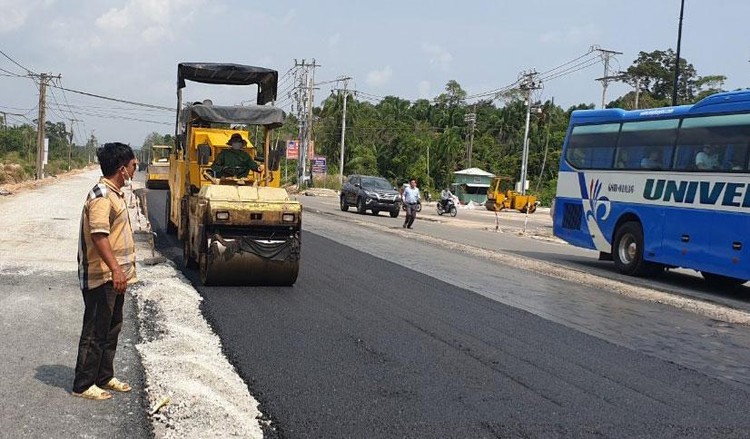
[401,199,422,212]
[436,198,457,217]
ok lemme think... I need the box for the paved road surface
[148,188,750,438]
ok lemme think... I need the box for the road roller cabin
[166,63,301,286]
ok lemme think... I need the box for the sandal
[102,377,132,393]
[73,384,112,400]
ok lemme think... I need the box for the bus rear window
[566,123,620,169]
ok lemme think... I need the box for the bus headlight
[215,211,230,221]
[282,213,295,222]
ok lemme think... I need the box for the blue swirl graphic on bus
[587,179,611,221]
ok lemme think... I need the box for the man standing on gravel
[73,142,138,400]
[402,178,420,229]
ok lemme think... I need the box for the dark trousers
[404,203,418,228]
[73,282,124,393]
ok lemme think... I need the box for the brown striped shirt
[77,177,137,290]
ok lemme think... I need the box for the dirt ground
[0,165,100,196]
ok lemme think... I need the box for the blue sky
[0,0,748,147]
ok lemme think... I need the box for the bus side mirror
[197,144,212,165]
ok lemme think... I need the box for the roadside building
[452,167,495,204]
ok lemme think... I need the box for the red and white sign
[286,140,299,160]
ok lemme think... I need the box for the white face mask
[121,168,133,188]
[231,142,243,150]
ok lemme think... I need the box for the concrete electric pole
[519,70,542,196]
[334,77,352,186]
[68,118,81,170]
[293,59,320,187]
[32,73,60,180]
[464,105,476,168]
[594,47,623,109]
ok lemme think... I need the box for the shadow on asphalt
[35,364,73,391]
[515,250,750,307]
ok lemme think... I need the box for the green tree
[610,49,726,108]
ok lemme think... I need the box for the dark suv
[340,174,401,217]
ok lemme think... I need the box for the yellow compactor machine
[166,63,301,286]
[485,176,537,213]
[145,144,171,189]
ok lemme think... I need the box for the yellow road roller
[485,176,537,213]
[166,63,301,286]
[145,144,171,189]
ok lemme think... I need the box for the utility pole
[594,47,623,109]
[672,0,686,106]
[32,73,60,179]
[293,59,320,187]
[68,118,82,171]
[332,76,352,186]
[518,69,542,196]
[464,104,477,168]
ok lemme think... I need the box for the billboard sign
[312,156,327,174]
[286,140,299,160]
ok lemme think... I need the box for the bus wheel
[613,221,650,276]
[701,272,747,287]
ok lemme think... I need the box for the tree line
[0,49,731,203]
[286,49,728,204]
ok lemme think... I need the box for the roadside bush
[312,173,344,190]
[0,162,27,184]
[536,177,558,207]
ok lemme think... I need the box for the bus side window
[567,123,619,169]
[725,144,749,171]
[673,145,698,170]
[620,120,677,170]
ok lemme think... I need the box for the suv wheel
[389,209,399,218]
[340,195,349,212]
[357,197,367,214]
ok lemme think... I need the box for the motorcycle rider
[440,187,454,211]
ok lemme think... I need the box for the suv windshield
[361,177,393,190]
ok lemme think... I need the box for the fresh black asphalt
[148,189,750,438]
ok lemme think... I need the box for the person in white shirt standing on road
[402,178,420,229]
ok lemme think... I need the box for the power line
[47,83,172,111]
[538,46,598,76]
[539,57,601,82]
[0,48,35,75]
[0,66,25,77]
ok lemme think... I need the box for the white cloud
[539,24,599,45]
[282,8,296,25]
[96,7,129,30]
[417,80,431,99]
[422,43,453,71]
[0,0,53,33]
[366,66,393,87]
[92,0,206,51]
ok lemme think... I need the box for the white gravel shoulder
[127,182,266,438]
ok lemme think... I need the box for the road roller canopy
[181,104,285,129]
[177,63,278,105]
